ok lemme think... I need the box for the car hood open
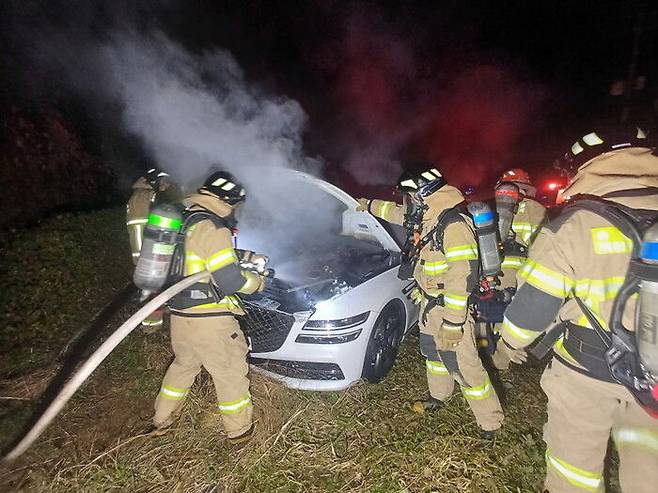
[237,167,401,255]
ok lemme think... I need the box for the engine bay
[246,235,401,313]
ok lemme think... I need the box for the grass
[0,207,619,492]
[0,207,133,378]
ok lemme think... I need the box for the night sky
[2,0,657,192]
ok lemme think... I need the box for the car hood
[277,169,401,252]
[237,167,401,254]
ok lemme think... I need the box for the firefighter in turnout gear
[126,167,177,331]
[491,169,547,369]
[501,126,658,492]
[358,166,504,438]
[153,171,265,443]
[497,168,547,286]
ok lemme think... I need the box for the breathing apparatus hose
[2,271,210,463]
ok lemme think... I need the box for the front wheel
[362,301,405,383]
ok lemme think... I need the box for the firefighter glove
[356,198,371,212]
[500,340,527,364]
[410,287,424,305]
[256,275,267,293]
[437,320,464,350]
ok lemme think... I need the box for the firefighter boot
[228,423,255,445]
[480,429,497,441]
[141,308,164,334]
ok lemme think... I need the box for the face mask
[402,194,426,232]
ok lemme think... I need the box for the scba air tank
[133,204,182,296]
[495,182,521,240]
[637,222,658,377]
[467,202,502,277]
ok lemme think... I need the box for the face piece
[402,193,426,232]
[232,201,245,222]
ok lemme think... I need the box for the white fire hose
[2,271,210,463]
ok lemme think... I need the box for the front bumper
[241,301,372,391]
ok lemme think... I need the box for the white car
[236,168,419,391]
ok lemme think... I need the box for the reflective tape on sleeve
[512,222,538,242]
[185,252,206,275]
[444,244,478,262]
[206,248,238,272]
[444,293,468,310]
[420,260,449,275]
[520,259,573,298]
[501,316,540,344]
[374,201,394,221]
[502,256,524,270]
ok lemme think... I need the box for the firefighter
[358,166,504,439]
[491,169,547,369]
[497,168,547,282]
[126,167,177,331]
[152,171,266,443]
[500,126,658,492]
[126,167,175,264]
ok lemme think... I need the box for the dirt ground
[0,208,619,492]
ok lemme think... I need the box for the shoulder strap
[168,209,229,282]
[433,204,468,253]
[181,209,229,233]
[561,194,657,255]
[559,194,657,347]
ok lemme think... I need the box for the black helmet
[145,167,170,188]
[200,171,246,205]
[397,165,446,199]
[558,125,650,176]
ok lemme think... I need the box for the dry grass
[1,331,551,493]
[0,207,620,492]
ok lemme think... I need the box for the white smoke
[92,30,319,186]
[14,14,379,273]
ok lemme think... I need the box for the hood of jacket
[183,192,234,218]
[132,177,153,190]
[422,184,465,225]
[563,147,658,210]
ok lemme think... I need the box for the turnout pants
[154,314,252,438]
[541,359,658,493]
[420,316,504,432]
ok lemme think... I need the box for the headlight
[296,311,370,344]
[303,312,370,330]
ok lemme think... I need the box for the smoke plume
[7,4,350,268]
[26,27,318,187]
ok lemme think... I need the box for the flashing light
[546,182,560,191]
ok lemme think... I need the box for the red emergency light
[546,182,560,191]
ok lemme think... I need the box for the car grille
[249,357,345,380]
[240,302,296,353]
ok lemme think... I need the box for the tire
[361,300,405,383]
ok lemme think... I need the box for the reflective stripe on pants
[541,359,658,493]
[154,315,252,437]
[421,313,503,432]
